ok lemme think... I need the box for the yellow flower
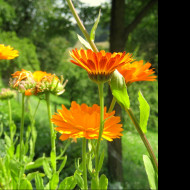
[70,48,133,83]
[51,101,123,141]
[0,44,19,60]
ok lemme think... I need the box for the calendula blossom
[31,71,68,96]
[0,88,17,100]
[117,60,157,85]
[0,44,19,60]
[9,69,36,93]
[70,48,133,83]
[51,101,123,141]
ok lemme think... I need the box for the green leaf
[143,155,158,190]
[98,151,104,172]
[138,91,150,133]
[35,173,44,190]
[77,34,92,50]
[58,155,67,174]
[25,157,44,170]
[43,157,52,179]
[99,174,108,190]
[110,70,130,109]
[20,178,33,190]
[74,172,84,189]
[90,9,101,41]
[58,176,77,190]
[27,172,45,181]
[50,172,59,190]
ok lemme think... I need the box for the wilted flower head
[0,88,17,100]
[9,69,36,93]
[0,44,19,60]
[30,71,68,96]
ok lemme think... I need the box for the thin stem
[18,93,25,189]
[95,83,104,174]
[66,0,98,53]
[82,138,88,190]
[19,93,25,162]
[108,96,116,113]
[125,108,158,172]
[7,99,13,141]
[45,92,56,172]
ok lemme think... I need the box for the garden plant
[0,0,158,189]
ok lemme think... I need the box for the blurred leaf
[99,174,108,189]
[58,155,67,174]
[143,155,158,190]
[74,172,84,189]
[43,157,52,179]
[50,172,59,190]
[138,91,150,133]
[35,173,44,190]
[27,171,45,181]
[91,176,99,190]
[77,34,92,50]
[98,151,104,172]
[90,9,101,41]
[58,176,77,190]
[20,178,33,190]
[25,157,44,170]
[110,70,130,109]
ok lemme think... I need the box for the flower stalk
[45,92,56,172]
[7,99,13,141]
[82,138,88,190]
[95,83,104,175]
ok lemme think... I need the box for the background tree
[107,0,158,183]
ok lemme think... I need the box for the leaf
[98,151,104,172]
[91,176,99,190]
[90,9,101,41]
[50,172,59,190]
[77,34,92,50]
[20,178,33,190]
[35,173,44,190]
[138,91,150,133]
[74,172,84,189]
[58,176,77,190]
[58,155,67,174]
[43,157,52,179]
[25,157,44,170]
[99,174,108,190]
[27,171,45,181]
[110,70,130,109]
[143,155,158,190]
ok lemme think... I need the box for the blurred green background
[0,0,158,189]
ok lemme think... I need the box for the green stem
[19,93,25,162]
[66,0,98,53]
[7,99,13,141]
[45,92,56,172]
[125,108,158,172]
[95,83,104,174]
[18,93,25,189]
[82,138,88,190]
[108,96,116,113]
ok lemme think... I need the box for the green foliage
[143,155,158,189]
[138,91,150,133]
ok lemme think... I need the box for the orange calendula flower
[31,71,67,96]
[70,48,133,83]
[117,60,157,85]
[0,44,19,60]
[51,101,123,141]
